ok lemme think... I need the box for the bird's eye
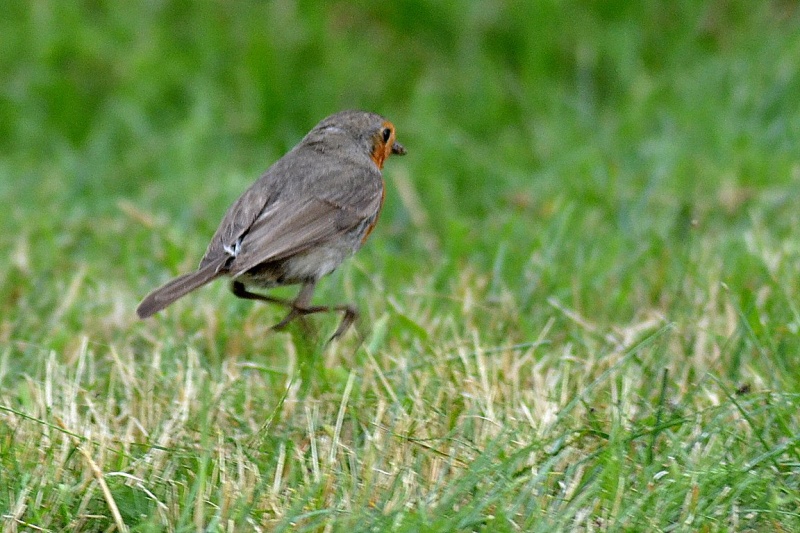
[381,127,392,143]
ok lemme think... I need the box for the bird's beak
[391,141,407,155]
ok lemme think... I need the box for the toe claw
[327,306,358,342]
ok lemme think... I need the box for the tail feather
[136,263,224,318]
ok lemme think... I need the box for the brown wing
[227,184,383,277]
[198,180,274,270]
[199,142,384,274]
[199,143,383,268]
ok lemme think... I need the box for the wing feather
[199,144,384,275]
[227,192,381,276]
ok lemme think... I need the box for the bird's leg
[271,282,316,330]
[232,280,315,335]
[327,304,358,341]
[272,282,359,341]
[232,280,357,340]
[230,280,295,307]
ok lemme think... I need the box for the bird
[136,110,406,339]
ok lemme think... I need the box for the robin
[136,110,406,339]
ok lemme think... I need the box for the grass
[2,1,800,531]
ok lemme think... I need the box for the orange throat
[371,148,386,169]
[370,120,396,170]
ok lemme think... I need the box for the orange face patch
[370,121,396,170]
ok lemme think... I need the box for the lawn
[2,1,800,531]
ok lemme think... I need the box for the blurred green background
[2,0,800,349]
[3,2,799,334]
